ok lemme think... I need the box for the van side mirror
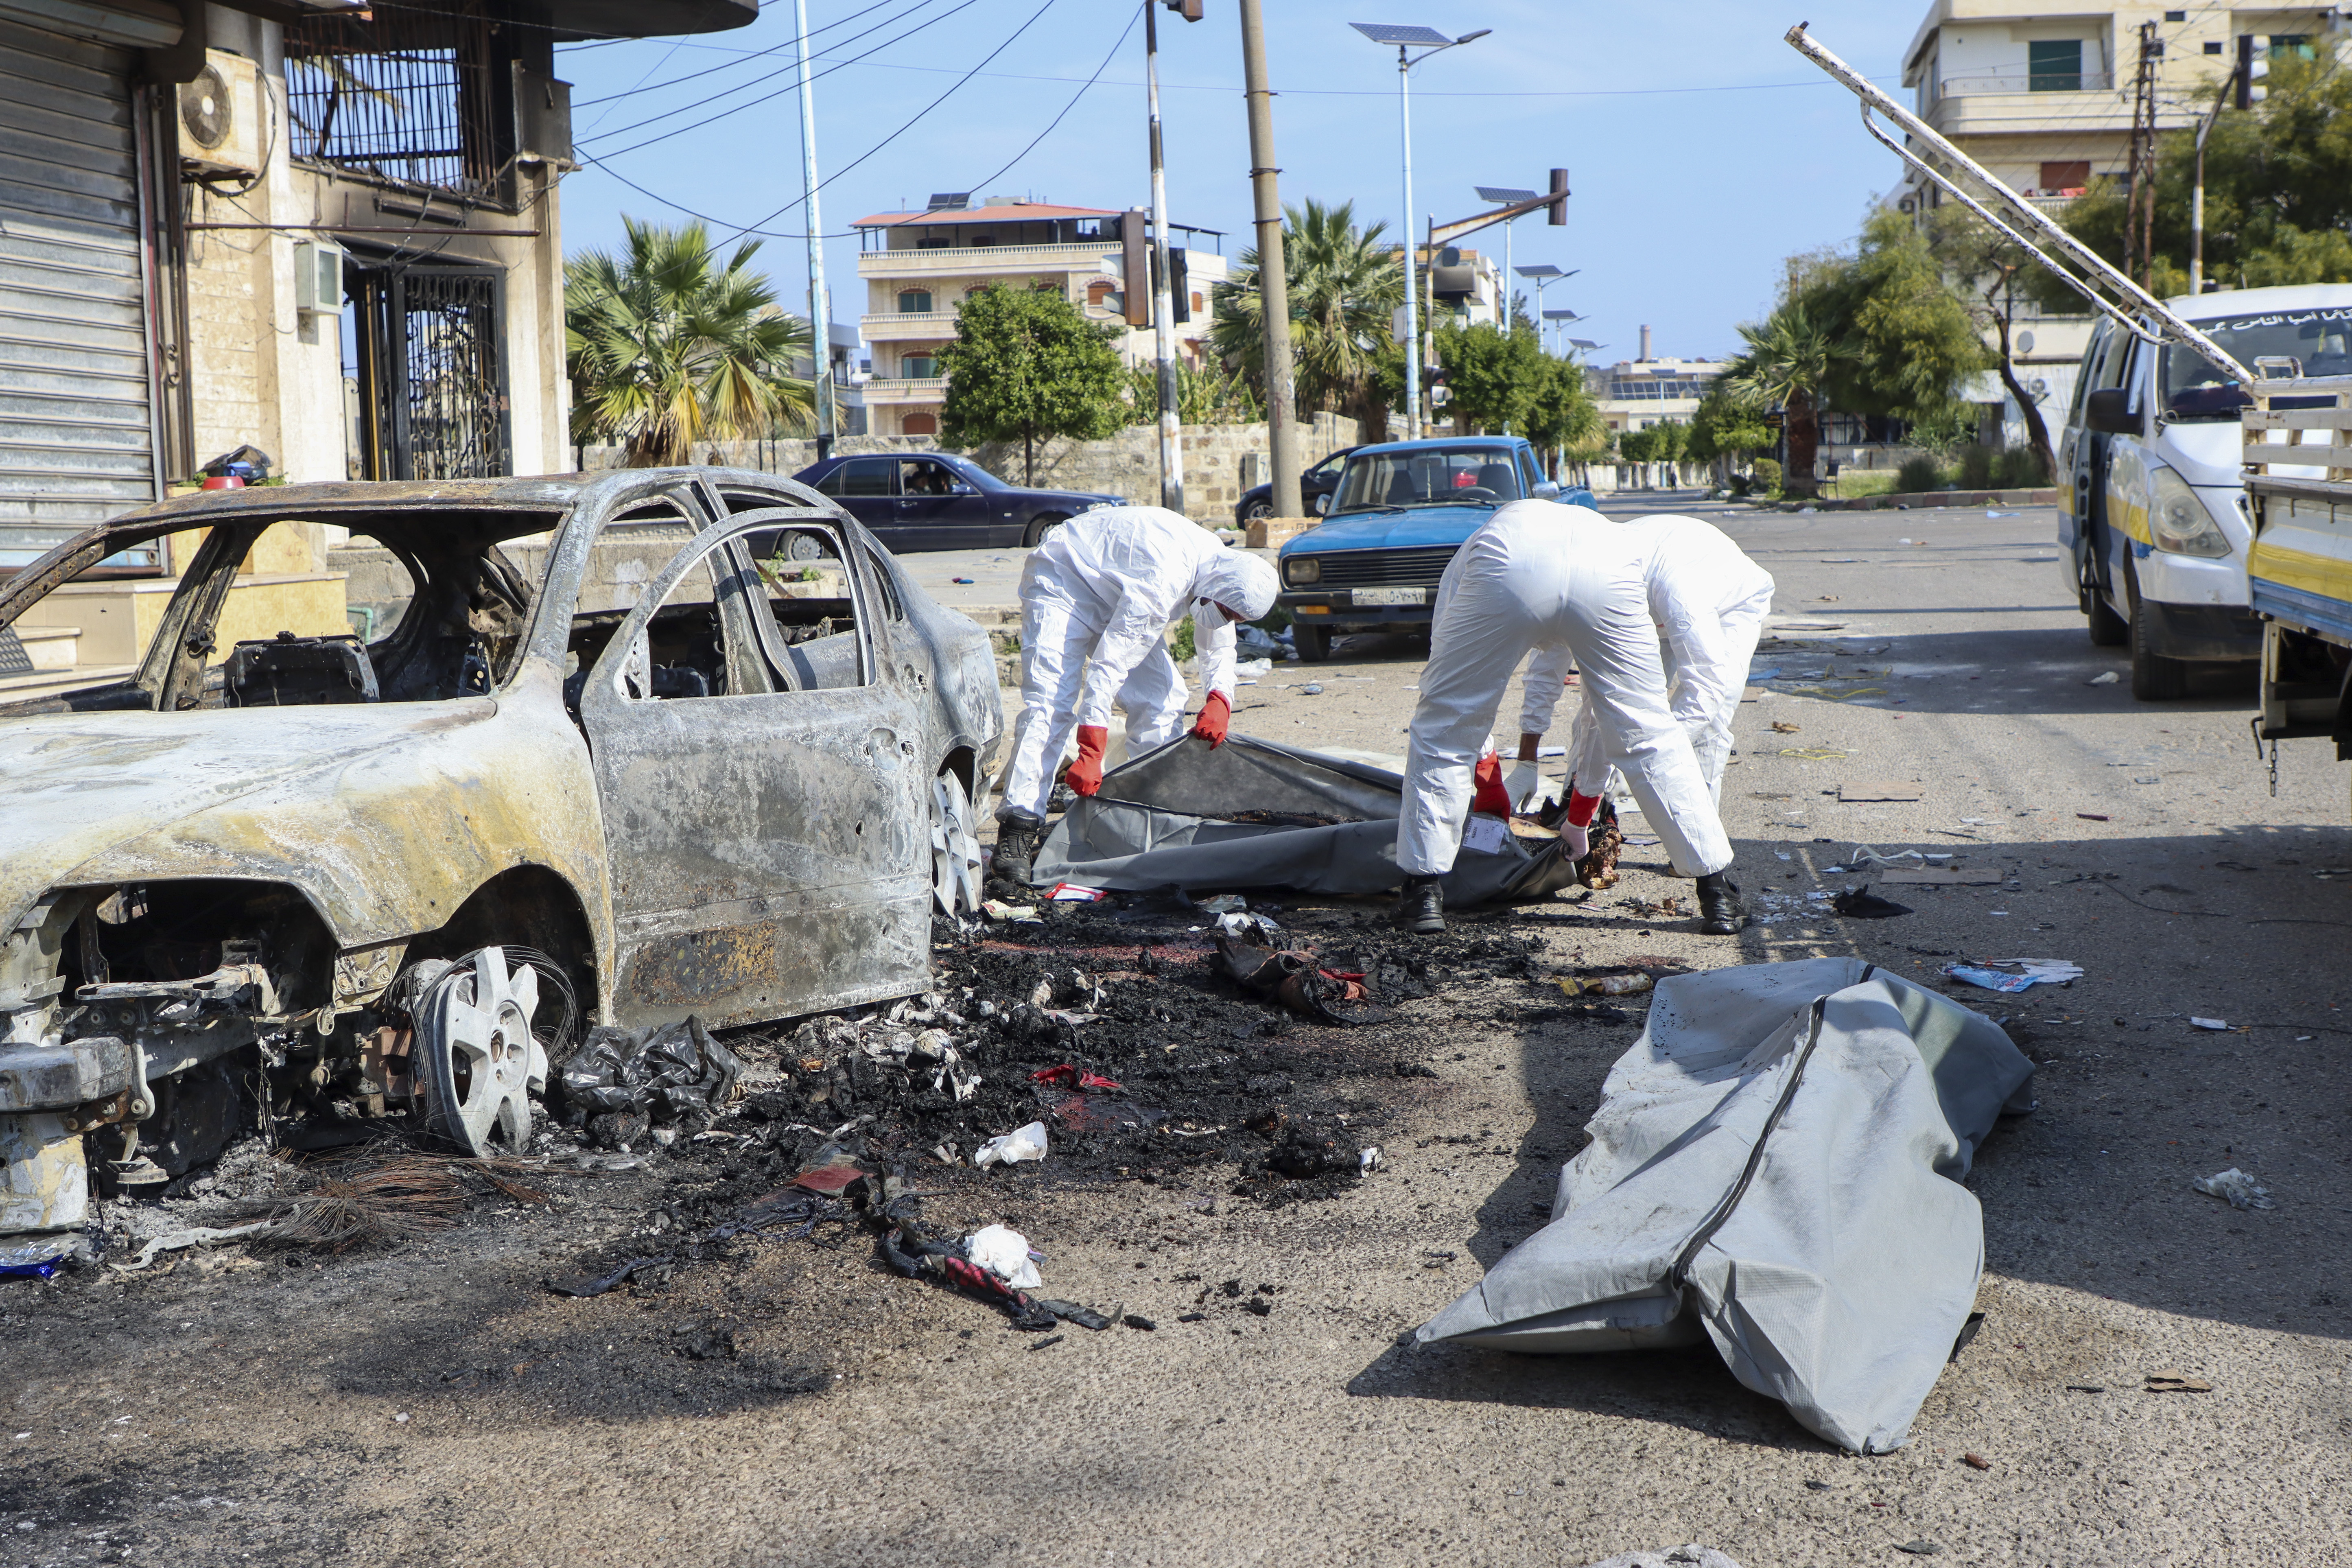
[2085,387,2140,435]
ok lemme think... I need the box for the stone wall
[575,413,1361,525]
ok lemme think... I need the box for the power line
[578,0,977,157]
[571,0,905,108]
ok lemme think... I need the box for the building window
[1085,279,1114,306]
[897,289,932,313]
[902,412,938,436]
[2164,9,2185,20]
[2269,35,2315,60]
[284,0,505,199]
[901,353,938,378]
[2028,39,2083,92]
[2039,161,2091,192]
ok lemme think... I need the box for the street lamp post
[1477,188,1538,331]
[1516,265,1576,348]
[793,0,834,459]
[1145,0,1187,514]
[1351,23,1488,441]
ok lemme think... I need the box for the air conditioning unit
[178,49,262,180]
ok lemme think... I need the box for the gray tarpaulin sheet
[1419,958,2035,1454]
[1031,734,1580,905]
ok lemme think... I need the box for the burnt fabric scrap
[1211,931,1393,1026]
[1416,957,2035,1454]
[1032,734,1580,905]
[560,1017,744,1125]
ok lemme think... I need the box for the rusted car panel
[0,467,1002,1235]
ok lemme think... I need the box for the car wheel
[931,768,984,922]
[1241,498,1274,523]
[2085,588,2127,647]
[784,530,828,562]
[1292,622,1330,663]
[1024,513,1069,548]
[2126,566,2188,700]
[413,946,548,1157]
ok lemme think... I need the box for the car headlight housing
[1283,554,1320,587]
[2148,466,2230,558]
[1082,499,1115,512]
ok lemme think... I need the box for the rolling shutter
[0,14,157,568]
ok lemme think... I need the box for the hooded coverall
[999,505,1278,823]
[1397,500,1735,881]
[1524,514,1775,806]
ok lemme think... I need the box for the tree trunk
[1987,305,2056,483]
[1786,390,1821,495]
[1023,426,1034,486]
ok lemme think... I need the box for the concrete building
[0,0,750,693]
[1586,329,1724,490]
[851,198,1227,438]
[1897,2,2350,428]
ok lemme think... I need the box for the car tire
[1024,513,1068,548]
[2127,567,2188,700]
[2085,590,2127,647]
[1241,498,1274,523]
[1292,623,1330,663]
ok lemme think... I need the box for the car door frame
[575,505,933,1028]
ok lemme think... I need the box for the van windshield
[1331,447,1524,513]
[2163,306,2352,421]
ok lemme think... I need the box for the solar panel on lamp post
[1517,264,1574,348]
[1477,188,1537,332]
[1542,307,1584,357]
[1351,22,1490,440]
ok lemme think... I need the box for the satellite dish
[181,63,232,151]
[2016,330,2037,354]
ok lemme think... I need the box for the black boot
[1395,875,1446,935]
[1695,870,1748,934]
[992,815,1043,887]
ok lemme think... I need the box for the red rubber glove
[1470,751,1513,817]
[1065,725,1110,796]
[1565,788,1603,829]
[1192,691,1231,747]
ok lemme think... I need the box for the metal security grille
[1310,546,1459,589]
[283,0,498,197]
[354,265,508,480]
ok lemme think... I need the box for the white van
[2057,282,2352,698]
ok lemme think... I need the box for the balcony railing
[862,376,949,399]
[861,310,961,337]
[1936,69,2117,96]
[857,241,1114,274]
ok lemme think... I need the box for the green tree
[938,282,1128,483]
[1809,210,1991,431]
[1721,304,1845,496]
[565,217,813,466]
[1522,356,1606,477]
[1431,320,1547,433]
[2036,55,2352,297]
[1209,198,1405,430]
[1925,208,2061,480]
[1686,385,1774,479]
[1125,358,1263,426]
[1649,418,1689,483]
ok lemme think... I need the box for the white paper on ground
[974,1121,1049,1169]
[964,1222,1043,1288]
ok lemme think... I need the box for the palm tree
[1209,199,1404,432]
[566,217,814,467]
[1721,304,1846,497]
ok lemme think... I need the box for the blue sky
[555,1,1923,365]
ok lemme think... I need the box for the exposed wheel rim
[931,771,984,920]
[416,946,541,1157]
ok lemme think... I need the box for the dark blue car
[1276,436,1595,662]
[793,450,1123,553]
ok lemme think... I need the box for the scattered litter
[964,1223,1044,1289]
[1213,927,1392,1026]
[1839,780,1922,803]
[1124,1314,1157,1330]
[1894,1543,1943,1557]
[1942,960,2082,994]
[2192,1168,2274,1211]
[1962,1453,1991,1470]
[1581,1549,1744,1568]
[1300,683,1324,695]
[950,576,974,584]
[1778,747,1851,761]
[1770,720,1800,734]
[1832,888,1912,919]
[973,1122,1049,1169]
[1047,883,1108,902]
[1879,868,2002,886]
[112,1222,277,1272]
[1557,972,1656,997]
[2189,1017,2231,1031]
[1235,657,1273,677]
[1199,894,1248,915]
[1025,1333,1065,1351]
[560,1016,744,1147]
[2066,1384,2106,1393]
[2145,1369,2214,1393]
[2077,812,2110,822]
[1360,1146,1385,1174]
[981,898,1041,922]
[2087,671,2120,686]
[1536,745,1567,758]
[1,1232,93,1280]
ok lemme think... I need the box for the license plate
[1352,587,1424,606]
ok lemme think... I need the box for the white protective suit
[1398,500,1735,880]
[1523,514,1775,806]
[999,506,1278,822]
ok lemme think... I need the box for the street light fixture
[1477,186,1536,330]
[1351,21,1490,439]
[1517,264,1576,347]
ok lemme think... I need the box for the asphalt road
[5,499,2349,1568]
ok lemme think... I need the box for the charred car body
[0,469,999,1245]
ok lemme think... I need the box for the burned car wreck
[0,469,1000,1251]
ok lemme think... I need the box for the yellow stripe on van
[2248,539,2352,602]
[2112,492,2151,546]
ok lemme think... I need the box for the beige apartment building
[852,199,1227,438]
[1898,1,2350,422]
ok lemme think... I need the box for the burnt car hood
[0,693,595,947]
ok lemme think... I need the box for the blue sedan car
[1276,437,1595,661]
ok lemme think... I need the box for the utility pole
[2125,20,2160,293]
[793,0,834,459]
[1238,0,1300,518]
[1145,1,1187,514]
